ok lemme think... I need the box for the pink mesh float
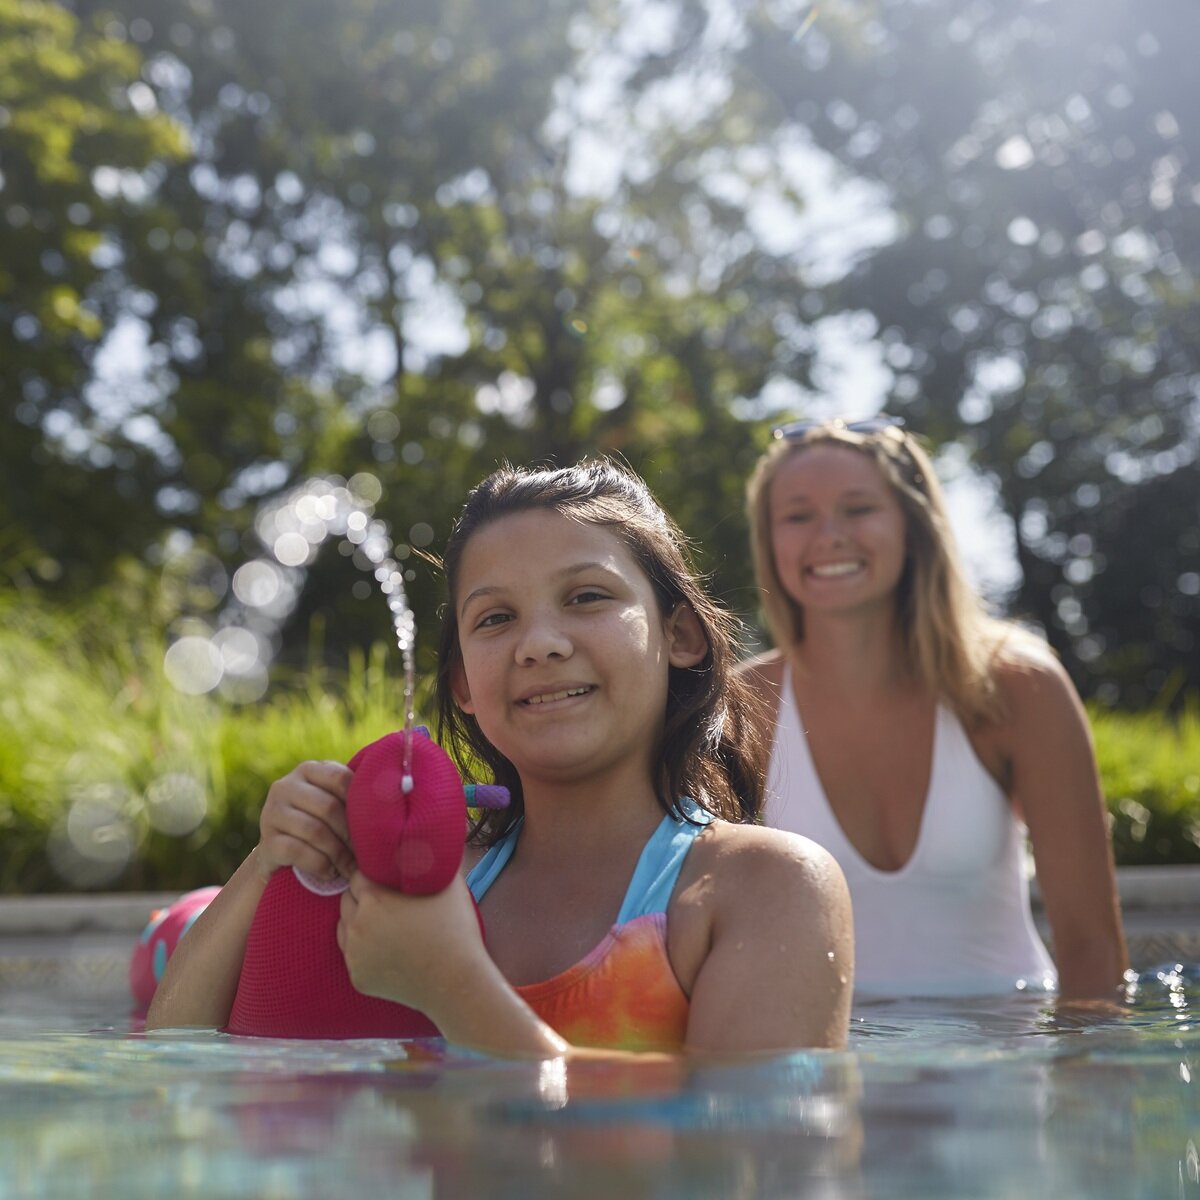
[225,729,507,1038]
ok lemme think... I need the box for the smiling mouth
[519,686,595,706]
[807,561,864,578]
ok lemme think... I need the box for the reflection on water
[2,981,1199,1199]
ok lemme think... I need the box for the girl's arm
[337,872,568,1057]
[678,825,854,1053]
[998,655,1128,1001]
[144,847,271,1028]
[145,760,356,1030]
[337,825,854,1058]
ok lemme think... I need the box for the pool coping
[0,866,1197,936]
[0,870,1197,999]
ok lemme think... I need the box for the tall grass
[2,588,1199,892]
[0,590,413,893]
[1091,702,1200,866]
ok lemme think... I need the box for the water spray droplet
[217,475,424,769]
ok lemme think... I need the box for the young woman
[147,460,853,1054]
[741,417,1127,1001]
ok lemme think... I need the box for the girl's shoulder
[686,819,846,905]
[668,820,852,1000]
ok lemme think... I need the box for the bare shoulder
[690,819,849,908]
[991,640,1085,726]
[733,651,786,742]
[983,640,1096,787]
[734,648,786,692]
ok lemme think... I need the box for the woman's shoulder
[734,648,786,687]
[977,635,1090,762]
[989,636,1079,715]
[733,649,787,718]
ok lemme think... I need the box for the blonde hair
[746,422,1040,726]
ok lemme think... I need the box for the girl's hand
[254,760,356,885]
[336,873,488,1017]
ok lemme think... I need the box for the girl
[740,417,1127,1000]
[148,460,853,1054]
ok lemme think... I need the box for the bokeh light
[163,635,223,695]
[48,784,136,887]
[144,772,207,835]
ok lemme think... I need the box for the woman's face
[767,443,909,621]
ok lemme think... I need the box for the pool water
[2,979,1198,1199]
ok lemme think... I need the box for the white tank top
[767,668,1056,997]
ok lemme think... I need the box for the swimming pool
[2,956,1198,1199]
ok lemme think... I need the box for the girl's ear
[449,658,475,714]
[664,603,709,669]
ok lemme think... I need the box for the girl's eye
[847,506,878,517]
[568,590,609,605]
[782,512,812,524]
[475,612,512,629]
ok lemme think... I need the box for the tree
[738,0,1200,700]
[5,0,822,670]
[0,0,187,586]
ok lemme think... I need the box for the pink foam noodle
[129,886,223,1013]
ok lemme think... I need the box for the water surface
[2,982,1197,1199]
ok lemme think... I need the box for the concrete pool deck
[1,868,1199,1007]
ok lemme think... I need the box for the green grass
[0,590,413,892]
[1091,702,1200,866]
[2,587,1199,892]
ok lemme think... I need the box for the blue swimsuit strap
[466,822,520,902]
[466,798,713,922]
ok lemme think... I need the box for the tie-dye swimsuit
[466,800,712,1053]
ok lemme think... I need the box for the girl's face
[450,510,707,790]
[768,443,908,619]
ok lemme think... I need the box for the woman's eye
[847,506,877,517]
[783,512,812,524]
[569,590,609,605]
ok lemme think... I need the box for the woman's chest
[801,701,936,872]
[774,696,1014,876]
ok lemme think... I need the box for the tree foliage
[0,0,188,584]
[2,0,1197,704]
[739,0,1200,701]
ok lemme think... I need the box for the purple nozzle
[464,783,511,810]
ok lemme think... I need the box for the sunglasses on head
[771,415,905,441]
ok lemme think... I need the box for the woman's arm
[997,655,1128,1001]
[145,759,357,1029]
[679,824,854,1052]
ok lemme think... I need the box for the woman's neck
[789,608,911,697]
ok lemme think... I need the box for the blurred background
[2,0,1198,891]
